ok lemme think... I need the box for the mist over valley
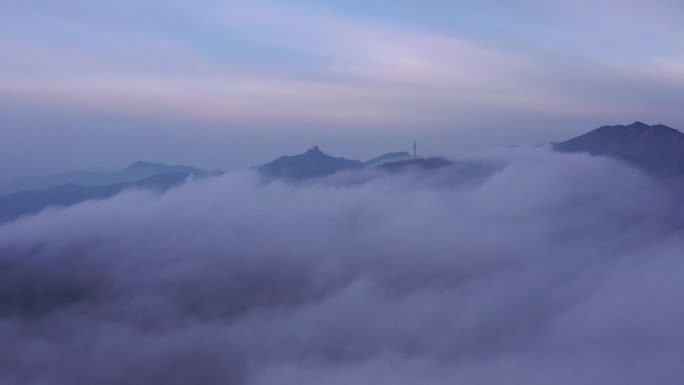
[2,123,684,384]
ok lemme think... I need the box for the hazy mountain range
[1,121,682,224]
[0,173,197,224]
[259,121,684,180]
[0,161,217,197]
[0,162,223,223]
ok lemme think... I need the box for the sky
[2,0,684,183]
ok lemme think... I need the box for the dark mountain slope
[554,122,684,175]
[258,146,364,180]
[376,157,454,173]
[364,152,413,167]
[0,161,209,196]
[0,173,193,224]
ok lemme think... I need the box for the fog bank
[2,148,684,384]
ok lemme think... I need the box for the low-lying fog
[2,147,684,384]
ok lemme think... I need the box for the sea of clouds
[2,147,684,384]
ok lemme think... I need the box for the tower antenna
[413,141,417,158]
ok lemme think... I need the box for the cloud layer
[2,148,684,384]
[3,0,684,124]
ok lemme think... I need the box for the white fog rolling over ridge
[2,147,684,384]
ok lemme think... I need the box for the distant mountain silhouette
[0,173,194,224]
[364,152,413,167]
[258,146,364,180]
[554,122,684,176]
[0,161,210,196]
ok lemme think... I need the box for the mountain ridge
[554,121,684,176]
[0,161,212,196]
[0,172,197,223]
[364,152,413,167]
[257,146,364,180]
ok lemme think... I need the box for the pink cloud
[2,0,683,127]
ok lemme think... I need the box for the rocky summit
[257,146,364,180]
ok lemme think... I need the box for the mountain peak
[303,146,331,158]
[122,161,206,176]
[258,147,363,180]
[124,161,162,171]
[594,121,678,134]
[554,122,684,176]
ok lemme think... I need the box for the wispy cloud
[4,2,529,123]
[3,0,682,127]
